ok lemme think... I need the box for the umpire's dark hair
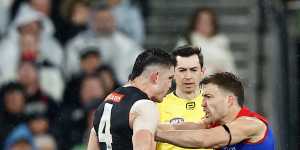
[172,45,203,68]
[200,72,244,106]
[129,48,175,81]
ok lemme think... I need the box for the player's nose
[202,99,207,107]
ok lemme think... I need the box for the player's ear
[227,95,235,106]
[201,66,206,75]
[149,72,159,84]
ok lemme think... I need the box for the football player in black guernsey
[87,48,175,150]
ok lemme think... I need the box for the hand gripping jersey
[93,86,149,150]
[217,107,276,150]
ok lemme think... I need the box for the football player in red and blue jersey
[156,72,275,150]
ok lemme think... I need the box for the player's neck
[130,79,152,99]
[175,88,200,100]
[220,105,241,125]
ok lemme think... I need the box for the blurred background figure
[0,82,27,148]
[9,0,55,38]
[34,135,57,150]
[65,3,141,83]
[106,0,145,44]
[58,75,105,149]
[0,3,63,84]
[95,64,120,95]
[0,0,13,38]
[62,47,103,108]
[177,7,237,76]
[17,61,60,134]
[3,124,36,150]
[58,0,90,45]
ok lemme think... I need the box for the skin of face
[71,3,90,25]
[4,91,25,114]
[11,141,33,150]
[202,83,231,124]
[30,0,51,16]
[195,11,214,37]
[18,62,38,86]
[152,66,174,102]
[174,55,203,94]
[93,10,115,34]
[80,55,101,74]
[80,77,105,104]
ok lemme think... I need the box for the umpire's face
[174,55,203,94]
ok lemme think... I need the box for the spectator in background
[4,106,57,150]
[4,124,36,150]
[0,82,27,148]
[176,7,237,76]
[9,0,55,36]
[96,64,120,95]
[27,113,50,137]
[17,61,59,133]
[34,135,57,150]
[0,4,63,84]
[29,0,51,16]
[106,0,145,44]
[0,0,13,37]
[65,3,141,83]
[58,0,90,45]
[58,75,105,149]
[28,0,55,35]
[63,48,102,108]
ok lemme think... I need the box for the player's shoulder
[130,99,159,119]
[131,99,157,111]
[233,116,267,135]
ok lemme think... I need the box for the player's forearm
[156,130,206,148]
[87,128,100,150]
[158,122,205,131]
[132,130,155,150]
[174,122,206,130]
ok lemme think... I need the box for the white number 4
[98,103,113,150]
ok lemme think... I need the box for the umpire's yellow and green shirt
[156,92,211,150]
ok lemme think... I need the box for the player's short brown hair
[200,72,244,106]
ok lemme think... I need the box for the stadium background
[0,0,298,149]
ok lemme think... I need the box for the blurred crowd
[0,0,237,149]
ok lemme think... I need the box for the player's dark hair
[200,72,244,106]
[129,48,175,81]
[172,45,203,68]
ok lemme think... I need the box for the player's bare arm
[158,120,208,131]
[130,100,160,150]
[156,116,267,149]
[87,128,100,150]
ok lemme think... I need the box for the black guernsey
[93,86,150,150]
